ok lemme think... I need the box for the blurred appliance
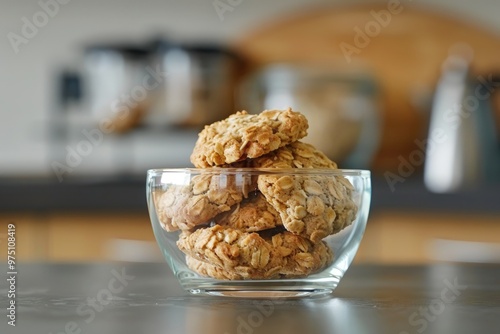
[58,40,242,132]
[49,40,243,177]
[83,43,151,132]
[148,41,241,127]
[424,49,500,193]
[240,64,381,168]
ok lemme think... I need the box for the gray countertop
[0,262,499,334]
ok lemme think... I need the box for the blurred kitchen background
[1,0,499,263]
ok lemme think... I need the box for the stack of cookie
[155,108,357,280]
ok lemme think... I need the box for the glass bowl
[147,168,371,298]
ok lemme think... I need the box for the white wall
[1,0,499,176]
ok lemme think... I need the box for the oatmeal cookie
[186,256,257,280]
[177,225,333,279]
[251,142,356,242]
[250,141,337,169]
[186,256,298,280]
[190,108,308,168]
[155,173,254,231]
[214,193,282,232]
[258,174,357,243]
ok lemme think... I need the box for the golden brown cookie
[154,173,255,231]
[214,193,282,232]
[190,108,308,168]
[250,142,357,242]
[177,225,333,279]
[186,256,287,280]
[258,174,357,243]
[249,141,337,169]
[186,256,257,280]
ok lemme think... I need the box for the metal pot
[148,42,242,127]
[83,43,151,128]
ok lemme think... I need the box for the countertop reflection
[0,263,499,334]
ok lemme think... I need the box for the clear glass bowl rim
[147,168,371,177]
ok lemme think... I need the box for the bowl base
[191,289,333,298]
[179,274,341,298]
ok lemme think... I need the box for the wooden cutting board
[233,4,500,171]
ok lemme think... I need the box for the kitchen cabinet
[356,211,500,263]
[0,213,49,261]
[46,213,156,261]
[0,213,156,262]
[2,211,500,263]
